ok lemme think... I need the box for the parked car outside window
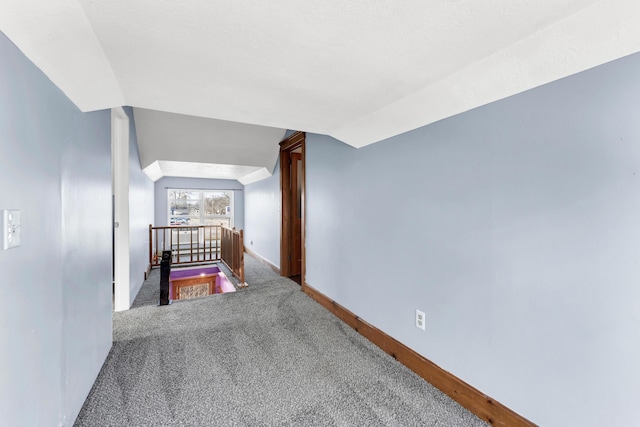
[170,217,190,225]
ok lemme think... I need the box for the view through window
[168,189,233,227]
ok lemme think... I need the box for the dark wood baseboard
[301,282,537,427]
[244,246,281,275]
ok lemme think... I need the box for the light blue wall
[245,52,640,426]
[0,32,113,425]
[244,159,281,267]
[126,107,155,302]
[154,177,244,229]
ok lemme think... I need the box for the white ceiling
[2,0,640,181]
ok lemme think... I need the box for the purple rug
[170,266,236,300]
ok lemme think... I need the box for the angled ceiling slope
[134,109,286,184]
[2,0,640,180]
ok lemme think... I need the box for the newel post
[159,250,172,306]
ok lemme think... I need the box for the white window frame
[167,189,234,227]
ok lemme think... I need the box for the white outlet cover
[416,309,426,331]
[3,209,21,250]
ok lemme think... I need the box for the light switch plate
[3,209,21,250]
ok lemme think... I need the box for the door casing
[279,132,305,281]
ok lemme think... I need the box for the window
[168,189,233,227]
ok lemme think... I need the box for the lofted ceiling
[1,0,640,182]
[133,108,285,184]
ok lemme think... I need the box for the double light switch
[3,209,21,250]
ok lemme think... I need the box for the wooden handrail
[149,224,246,287]
[149,224,223,267]
[221,226,246,286]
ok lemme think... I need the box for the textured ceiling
[2,0,640,181]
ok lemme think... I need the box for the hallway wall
[0,32,113,425]
[305,52,640,426]
[244,158,281,268]
[250,51,640,426]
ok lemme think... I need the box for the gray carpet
[75,254,487,426]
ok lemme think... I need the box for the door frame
[112,107,131,312]
[280,131,305,281]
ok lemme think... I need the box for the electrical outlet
[415,309,426,331]
[3,209,21,250]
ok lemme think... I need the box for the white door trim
[112,107,131,311]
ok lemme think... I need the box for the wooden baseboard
[144,263,152,280]
[302,282,536,427]
[244,246,281,275]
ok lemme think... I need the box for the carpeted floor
[75,254,487,426]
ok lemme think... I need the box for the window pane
[169,190,200,200]
[170,192,200,216]
[203,217,230,227]
[204,192,230,216]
